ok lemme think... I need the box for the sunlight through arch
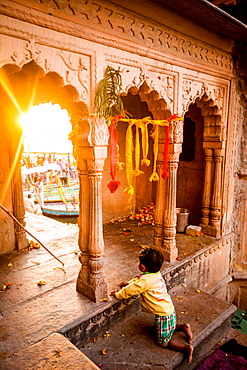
[19,103,72,154]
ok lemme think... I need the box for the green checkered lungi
[155,309,176,346]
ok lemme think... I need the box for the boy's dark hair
[139,247,164,273]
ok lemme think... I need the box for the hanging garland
[119,114,183,199]
[107,120,121,193]
[94,66,183,196]
[94,66,130,193]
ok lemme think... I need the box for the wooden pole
[0,203,65,268]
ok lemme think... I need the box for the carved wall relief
[0,35,92,108]
[105,61,177,118]
[0,0,232,76]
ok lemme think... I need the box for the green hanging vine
[94,66,127,124]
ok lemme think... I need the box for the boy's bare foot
[186,344,194,365]
[183,323,193,343]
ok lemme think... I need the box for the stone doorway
[0,60,88,253]
[177,102,205,226]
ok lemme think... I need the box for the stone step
[2,333,100,370]
[79,285,236,369]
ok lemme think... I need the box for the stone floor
[0,211,239,368]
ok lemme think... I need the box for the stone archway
[117,80,183,262]
[120,81,174,212]
[0,59,109,302]
[180,92,226,238]
[0,59,88,251]
[177,102,204,225]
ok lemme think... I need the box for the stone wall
[228,41,247,309]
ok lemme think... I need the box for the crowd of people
[22,153,77,186]
[22,152,78,214]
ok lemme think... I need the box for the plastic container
[176,208,191,233]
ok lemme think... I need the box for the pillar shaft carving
[77,160,90,283]
[153,151,166,249]
[210,148,224,233]
[12,170,29,250]
[9,121,28,251]
[162,150,179,261]
[201,148,213,227]
[76,116,109,302]
[201,146,224,237]
[153,120,183,262]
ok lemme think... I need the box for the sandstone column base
[76,278,108,303]
[162,246,178,262]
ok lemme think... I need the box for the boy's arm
[115,278,146,300]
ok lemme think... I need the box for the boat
[41,202,79,217]
[22,163,79,203]
[22,154,79,215]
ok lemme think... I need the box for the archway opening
[20,103,72,153]
[19,102,79,218]
[0,60,88,223]
[177,102,205,225]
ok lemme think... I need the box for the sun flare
[19,103,72,153]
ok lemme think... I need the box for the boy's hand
[110,290,118,297]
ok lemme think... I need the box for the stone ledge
[2,333,100,370]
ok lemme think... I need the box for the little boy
[111,247,193,364]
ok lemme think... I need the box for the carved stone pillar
[201,148,213,227]
[201,144,224,238]
[9,119,28,250]
[210,148,224,236]
[153,149,166,250]
[153,120,183,262]
[75,116,109,302]
[12,173,29,250]
[77,159,90,285]
[162,147,180,261]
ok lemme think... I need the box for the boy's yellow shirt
[115,271,174,316]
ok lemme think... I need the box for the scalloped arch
[0,59,88,124]
[185,92,225,142]
[122,81,172,120]
[182,84,224,117]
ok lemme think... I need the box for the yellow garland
[133,123,144,177]
[149,125,159,182]
[115,115,183,199]
[123,121,135,200]
[140,121,150,167]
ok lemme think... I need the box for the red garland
[107,121,121,193]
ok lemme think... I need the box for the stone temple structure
[0,0,247,307]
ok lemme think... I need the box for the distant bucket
[176,208,191,233]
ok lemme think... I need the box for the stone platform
[66,285,236,369]
[2,333,99,370]
[0,212,243,369]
